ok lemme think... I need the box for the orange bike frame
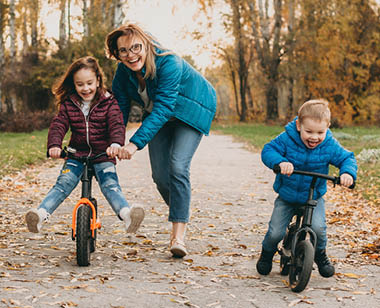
[72,198,101,239]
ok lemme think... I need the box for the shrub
[0,111,55,132]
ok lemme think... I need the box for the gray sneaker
[25,208,49,233]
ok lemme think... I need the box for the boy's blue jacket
[112,48,217,150]
[261,118,357,204]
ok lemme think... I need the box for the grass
[212,122,380,203]
[0,129,70,179]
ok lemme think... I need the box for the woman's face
[116,35,146,72]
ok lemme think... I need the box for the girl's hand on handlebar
[106,144,120,159]
[279,162,294,176]
[49,147,62,159]
[117,142,138,160]
[340,173,354,187]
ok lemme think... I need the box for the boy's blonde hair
[298,99,331,124]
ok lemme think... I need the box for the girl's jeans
[262,196,327,253]
[38,159,129,216]
[148,120,202,223]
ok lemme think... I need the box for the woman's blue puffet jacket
[112,48,217,150]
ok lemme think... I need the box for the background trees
[0,0,379,130]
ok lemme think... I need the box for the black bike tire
[289,240,314,292]
[280,255,290,276]
[76,205,91,266]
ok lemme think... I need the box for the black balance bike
[60,147,107,266]
[273,164,355,292]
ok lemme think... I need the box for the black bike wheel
[289,240,314,292]
[280,255,290,276]
[76,205,91,266]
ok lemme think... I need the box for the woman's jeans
[148,120,202,223]
[262,196,327,253]
[38,159,129,216]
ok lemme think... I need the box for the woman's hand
[118,142,138,160]
[49,147,62,159]
[340,173,354,187]
[279,162,294,176]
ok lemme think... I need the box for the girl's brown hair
[298,99,331,124]
[52,56,106,108]
[105,23,172,80]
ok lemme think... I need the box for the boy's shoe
[314,249,335,277]
[256,249,276,275]
[170,238,187,258]
[25,208,49,233]
[120,206,145,233]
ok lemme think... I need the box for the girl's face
[116,35,146,72]
[296,118,329,149]
[73,68,99,102]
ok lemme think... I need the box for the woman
[105,23,217,258]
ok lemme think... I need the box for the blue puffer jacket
[261,118,357,204]
[112,48,217,150]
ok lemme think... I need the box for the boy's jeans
[148,120,202,223]
[38,159,129,216]
[262,196,327,253]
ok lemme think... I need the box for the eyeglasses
[117,43,142,58]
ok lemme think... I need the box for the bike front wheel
[289,240,314,292]
[76,205,92,266]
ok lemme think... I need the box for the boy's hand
[340,173,354,187]
[279,162,294,176]
[49,147,62,159]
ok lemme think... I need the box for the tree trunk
[9,0,16,62]
[248,0,283,122]
[0,1,5,112]
[231,0,250,122]
[59,0,67,49]
[82,0,89,37]
[113,0,125,28]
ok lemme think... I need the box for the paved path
[0,131,379,308]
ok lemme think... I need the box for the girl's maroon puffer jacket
[47,91,125,164]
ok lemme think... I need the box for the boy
[257,99,357,277]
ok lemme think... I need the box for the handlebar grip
[60,150,67,158]
[273,164,281,174]
[348,182,355,189]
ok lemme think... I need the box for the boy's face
[296,118,330,149]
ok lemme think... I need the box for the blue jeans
[148,120,202,223]
[38,159,129,216]
[262,196,327,253]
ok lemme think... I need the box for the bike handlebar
[273,164,355,189]
[47,147,108,161]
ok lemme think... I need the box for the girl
[25,56,144,234]
[105,23,217,258]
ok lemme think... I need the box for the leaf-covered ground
[0,133,379,308]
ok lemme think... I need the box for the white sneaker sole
[26,211,40,233]
[126,207,144,233]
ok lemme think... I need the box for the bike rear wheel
[76,205,92,266]
[289,240,314,292]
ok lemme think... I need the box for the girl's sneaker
[119,206,144,233]
[25,208,49,233]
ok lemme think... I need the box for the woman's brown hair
[105,23,172,80]
[52,56,106,108]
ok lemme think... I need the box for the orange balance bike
[61,148,106,266]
